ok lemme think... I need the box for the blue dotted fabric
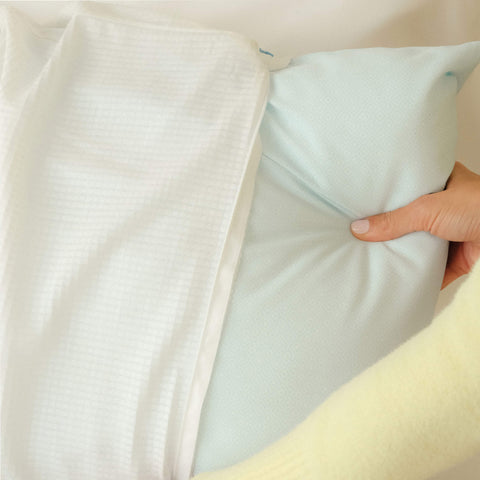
[193,42,480,474]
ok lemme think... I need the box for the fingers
[441,259,469,289]
[350,195,433,242]
[441,242,464,290]
[441,267,461,290]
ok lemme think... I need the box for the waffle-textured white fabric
[0,3,269,480]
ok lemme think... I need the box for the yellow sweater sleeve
[192,258,480,480]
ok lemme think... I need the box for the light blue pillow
[192,42,480,474]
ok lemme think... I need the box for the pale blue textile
[193,42,480,474]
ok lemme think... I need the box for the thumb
[350,195,436,242]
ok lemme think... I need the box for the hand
[350,161,480,289]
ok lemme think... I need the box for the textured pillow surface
[0,6,270,480]
[192,42,480,474]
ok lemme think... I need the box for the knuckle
[412,195,434,232]
[381,210,396,235]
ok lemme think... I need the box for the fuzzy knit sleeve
[192,258,480,480]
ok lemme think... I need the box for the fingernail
[351,219,369,234]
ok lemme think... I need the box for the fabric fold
[0,4,269,480]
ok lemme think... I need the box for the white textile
[0,3,269,479]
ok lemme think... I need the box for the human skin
[350,161,480,289]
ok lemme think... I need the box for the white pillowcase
[0,5,269,480]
